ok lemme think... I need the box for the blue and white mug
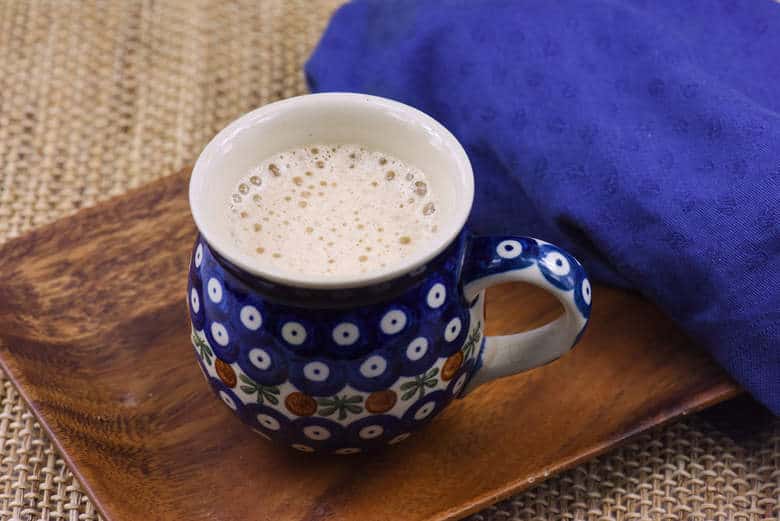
[187,94,591,454]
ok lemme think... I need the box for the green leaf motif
[316,394,364,419]
[400,368,440,401]
[238,373,279,405]
[191,333,214,365]
[319,406,338,416]
[401,388,417,401]
[461,321,483,360]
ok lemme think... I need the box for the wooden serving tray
[0,169,739,521]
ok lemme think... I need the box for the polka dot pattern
[349,348,400,392]
[496,239,522,259]
[303,361,330,382]
[246,404,290,441]
[537,244,577,290]
[219,390,237,411]
[335,447,361,455]
[359,355,387,378]
[248,348,272,370]
[207,278,223,303]
[425,282,446,308]
[257,414,280,431]
[402,390,450,428]
[281,321,307,346]
[210,322,229,346]
[188,283,205,329]
[380,309,407,335]
[444,317,462,342]
[188,231,588,452]
[289,357,345,396]
[206,379,246,421]
[332,322,360,346]
[292,417,345,450]
[240,305,262,330]
[303,425,331,441]
[237,341,287,386]
[194,243,203,268]
[358,424,384,439]
[406,337,428,361]
[190,288,200,314]
[347,415,402,448]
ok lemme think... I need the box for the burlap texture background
[0,2,777,520]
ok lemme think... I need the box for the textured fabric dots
[240,305,262,330]
[291,444,315,452]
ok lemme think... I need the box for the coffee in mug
[226,144,441,277]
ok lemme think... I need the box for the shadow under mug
[187,93,591,454]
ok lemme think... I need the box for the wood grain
[0,169,740,521]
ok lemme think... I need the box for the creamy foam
[226,144,442,277]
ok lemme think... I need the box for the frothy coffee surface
[227,144,441,277]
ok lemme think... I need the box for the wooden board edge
[0,165,744,521]
[431,381,742,521]
[0,168,192,259]
[0,352,116,521]
[0,169,192,521]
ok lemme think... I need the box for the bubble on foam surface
[227,144,442,277]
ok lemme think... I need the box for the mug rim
[189,93,474,289]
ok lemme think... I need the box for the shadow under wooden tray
[0,169,740,521]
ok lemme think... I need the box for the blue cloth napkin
[305,0,780,414]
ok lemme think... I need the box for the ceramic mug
[187,93,591,454]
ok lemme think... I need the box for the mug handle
[460,235,592,394]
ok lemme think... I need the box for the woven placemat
[0,2,777,520]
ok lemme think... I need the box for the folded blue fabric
[305,0,780,414]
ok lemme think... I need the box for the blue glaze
[188,231,590,453]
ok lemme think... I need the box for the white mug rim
[189,93,474,289]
